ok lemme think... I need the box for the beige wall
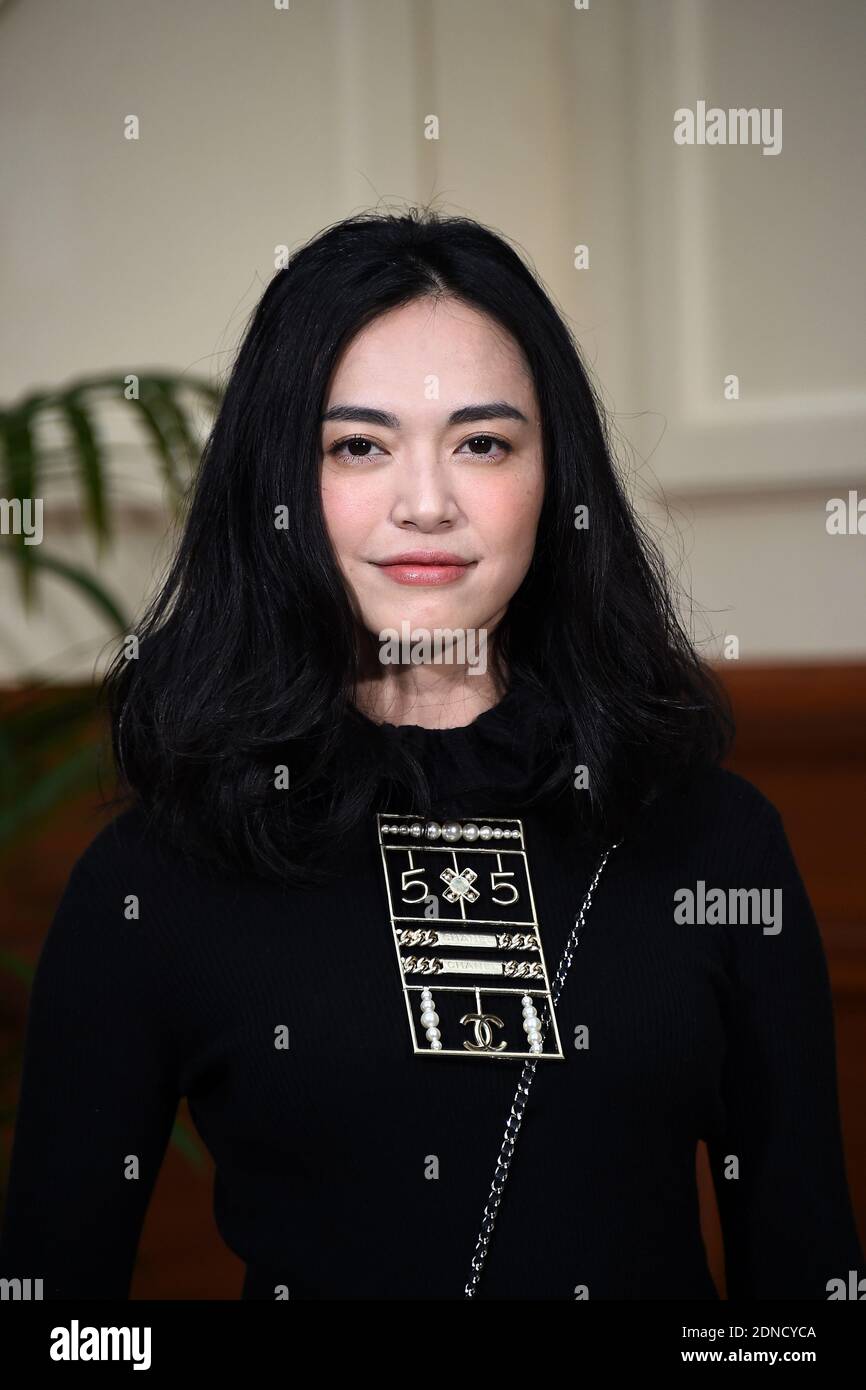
[1,0,864,680]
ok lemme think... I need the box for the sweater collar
[345,680,568,813]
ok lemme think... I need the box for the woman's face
[319,296,545,655]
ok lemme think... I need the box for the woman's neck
[353,665,507,730]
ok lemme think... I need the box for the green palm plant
[0,371,221,842]
[1,370,223,1183]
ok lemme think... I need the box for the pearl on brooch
[394,818,521,845]
[522,997,543,1053]
[420,987,443,1050]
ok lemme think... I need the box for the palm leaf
[0,370,219,598]
[0,695,96,821]
[61,388,108,543]
[0,393,49,603]
[0,547,129,629]
[127,379,187,502]
[0,741,100,843]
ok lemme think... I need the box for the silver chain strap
[463,840,621,1299]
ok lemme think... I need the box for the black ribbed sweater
[1,685,862,1299]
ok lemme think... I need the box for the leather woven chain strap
[463,840,621,1298]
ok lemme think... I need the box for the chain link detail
[463,840,621,1299]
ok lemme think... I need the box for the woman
[1,209,862,1300]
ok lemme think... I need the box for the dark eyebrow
[320,401,529,428]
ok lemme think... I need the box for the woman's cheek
[474,481,543,557]
[323,482,376,549]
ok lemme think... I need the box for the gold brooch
[377,814,565,1060]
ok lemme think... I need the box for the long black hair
[103,206,733,885]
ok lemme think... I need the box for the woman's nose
[389,455,460,530]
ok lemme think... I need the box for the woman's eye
[457,434,513,461]
[327,436,386,462]
[326,433,512,463]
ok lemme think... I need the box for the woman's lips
[372,554,477,586]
